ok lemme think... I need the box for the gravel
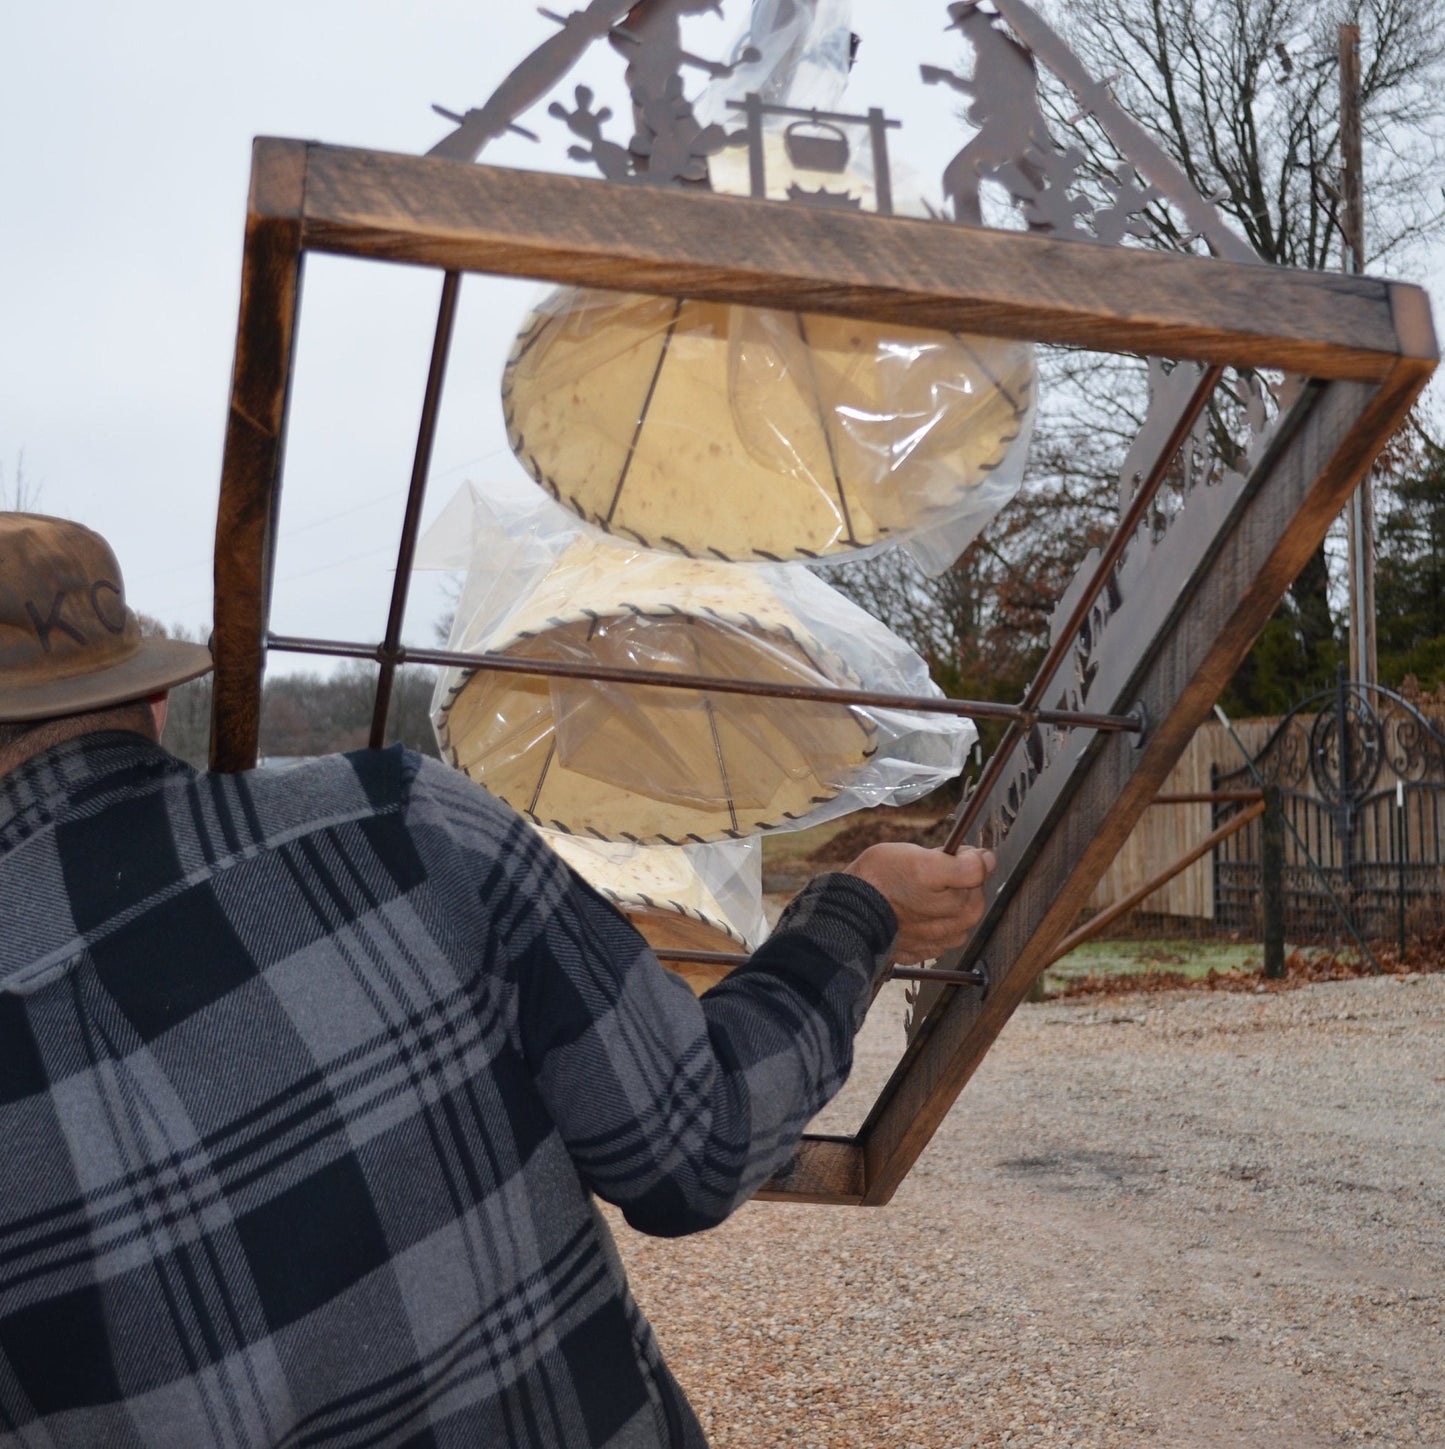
[606,972,1445,1446]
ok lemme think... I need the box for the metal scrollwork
[1383,698,1445,782]
[1309,694,1384,807]
[1220,682,1445,807]
[1266,718,1311,790]
[1213,683,1445,942]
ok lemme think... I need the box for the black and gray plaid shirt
[0,732,895,1448]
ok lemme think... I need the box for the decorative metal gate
[1213,679,1445,941]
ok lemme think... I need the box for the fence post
[1335,668,1354,890]
[1262,786,1285,979]
[1396,779,1408,962]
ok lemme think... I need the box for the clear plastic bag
[539,829,766,996]
[700,0,905,215]
[419,484,975,845]
[694,0,855,127]
[504,292,1035,575]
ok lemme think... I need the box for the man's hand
[842,843,997,966]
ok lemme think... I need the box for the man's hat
[0,513,212,723]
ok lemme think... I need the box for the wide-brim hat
[0,512,212,723]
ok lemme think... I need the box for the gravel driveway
[608,973,1445,1447]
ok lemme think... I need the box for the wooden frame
[212,137,1436,1205]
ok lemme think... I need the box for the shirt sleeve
[406,756,897,1237]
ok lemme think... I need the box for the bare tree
[836,0,1443,717]
[136,617,443,767]
[0,453,42,511]
[1041,0,1445,708]
[136,616,213,767]
[257,663,441,762]
[1043,0,1445,272]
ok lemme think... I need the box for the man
[0,512,995,1448]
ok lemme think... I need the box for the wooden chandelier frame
[211,137,1435,1205]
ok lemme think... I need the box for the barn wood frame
[210,136,1436,1205]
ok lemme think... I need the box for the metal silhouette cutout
[426,0,1253,265]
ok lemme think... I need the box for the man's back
[0,731,894,1447]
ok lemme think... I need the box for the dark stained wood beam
[292,139,1421,381]
[211,138,308,772]
[753,1136,864,1206]
[854,352,1432,1207]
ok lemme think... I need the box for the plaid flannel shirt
[0,733,895,1448]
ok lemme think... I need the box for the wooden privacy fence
[1085,718,1274,921]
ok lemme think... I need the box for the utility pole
[1340,23,1377,687]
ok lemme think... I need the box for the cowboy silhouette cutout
[923,1,1052,226]
[608,0,757,182]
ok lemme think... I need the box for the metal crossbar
[268,633,1147,734]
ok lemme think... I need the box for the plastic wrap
[499,1,1036,577]
[539,829,766,996]
[694,0,854,128]
[504,293,1034,574]
[420,485,975,845]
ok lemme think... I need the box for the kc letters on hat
[0,513,211,722]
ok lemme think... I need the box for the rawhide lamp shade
[542,831,755,996]
[503,288,1035,563]
[435,543,877,845]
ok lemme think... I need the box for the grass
[1042,937,1267,990]
[758,816,1414,995]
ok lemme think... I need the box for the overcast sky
[2,2,1439,671]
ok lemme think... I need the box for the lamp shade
[503,288,1035,565]
[541,830,763,996]
[435,541,879,845]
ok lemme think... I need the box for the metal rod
[1396,779,1407,960]
[1151,790,1264,805]
[889,965,988,987]
[1340,23,1377,689]
[868,107,895,217]
[651,946,987,988]
[724,96,903,131]
[944,363,1225,854]
[1262,785,1285,978]
[268,634,1147,733]
[1336,665,1354,890]
[370,270,462,749]
[1339,25,1366,276]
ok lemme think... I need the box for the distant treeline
[160,663,442,769]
